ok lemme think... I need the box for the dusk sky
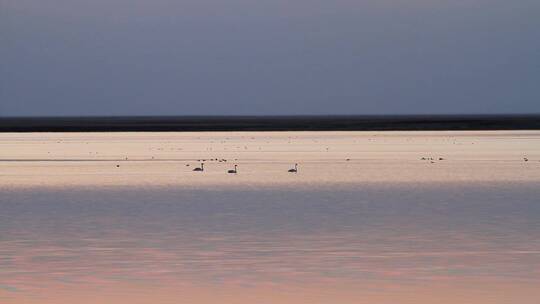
[2,0,539,116]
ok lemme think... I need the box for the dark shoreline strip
[1,115,539,132]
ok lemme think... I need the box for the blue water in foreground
[1,182,539,296]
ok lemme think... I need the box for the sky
[1,0,539,116]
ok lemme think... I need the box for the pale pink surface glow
[1,131,539,303]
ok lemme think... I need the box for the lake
[1,182,539,303]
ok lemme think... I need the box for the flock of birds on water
[190,162,298,174]
[115,158,299,174]
[112,154,534,174]
[113,155,533,172]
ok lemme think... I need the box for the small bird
[228,165,238,174]
[193,163,204,172]
[524,157,529,162]
[288,163,298,173]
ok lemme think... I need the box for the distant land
[0,115,539,132]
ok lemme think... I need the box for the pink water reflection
[1,183,540,303]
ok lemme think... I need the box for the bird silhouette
[288,163,298,173]
[193,163,204,172]
[228,165,238,174]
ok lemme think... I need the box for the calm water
[1,183,540,302]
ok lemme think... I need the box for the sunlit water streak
[1,182,539,302]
